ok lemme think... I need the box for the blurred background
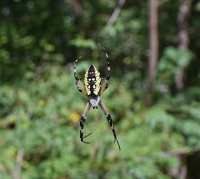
[0,0,200,179]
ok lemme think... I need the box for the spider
[73,51,121,150]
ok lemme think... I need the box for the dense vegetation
[0,0,200,179]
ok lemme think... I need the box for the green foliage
[0,0,200,178]
[70,37,97,49]
[1,66,200,178]
[158,47,193,86]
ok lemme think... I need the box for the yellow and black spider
[73,51,120,150]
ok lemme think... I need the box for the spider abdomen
[84,65,101,96]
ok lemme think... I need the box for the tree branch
[107,0,126,26]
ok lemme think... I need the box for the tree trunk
[148,0,159,92]
[176,0,191,90]
[146,0,159,104]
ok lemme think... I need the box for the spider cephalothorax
[73,52,120,150]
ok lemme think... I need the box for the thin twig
[107,0,126,26]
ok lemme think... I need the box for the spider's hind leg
[99,100,121,150]
[80,116,92,144]
[106,114,121,149]
[80,102,92,144]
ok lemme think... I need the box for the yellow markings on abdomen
[94,70,101,95]
[84,65,101,96]
[84,70,91,95]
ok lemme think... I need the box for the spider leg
[73,57,85,93]
[99,100,121,150]
[80,102,92,144]
[100,49,111,94]
[104,49,111,81]
[100,79,109,95]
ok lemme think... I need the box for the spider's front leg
[73,58,85,93]
[100,50,111,94]
[80,102,92,144]
[99,100,121,150]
